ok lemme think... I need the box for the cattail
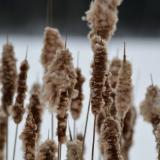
[43,48,77,111]
[1,42,17,115]
[140,85,160,128]
[102,73,113,115]
[41,27,64,71]
[100,116,123,160]
[71,68,85,120]
[28,83,43,142]
[36,139,57,160]
[97,111,105,133]
[109,57,122,89]
[121,106,137,160]
[20,113,37,160]
[56,91,69,144]
[0,110,7,160]
[116,55,133,119]
[83,0,123,41]
[12,59,29,124]
[66,139,83,160]
[90,35,107,115]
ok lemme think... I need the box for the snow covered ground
[0,35,160,160]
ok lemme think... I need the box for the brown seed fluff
[102,73,113,115]
[140,85,160,127]
[100,116,123,160]
[36,139,57,160]
[121,106,137,160]
[28,83,43,142]
[43,48,77,111]
[0,110,7,160]
[116,58,132,119]
[41,27,64,71]
[56,91,69,144]
[12,59,29,124]
[83,0,123,41]
[1,43,17,115]
[90,35,107,115]
[66,139,83,160]
[20,113,37,160]
[70,68,85,120]
[109,57,122,89]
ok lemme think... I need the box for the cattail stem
[91,115,97,160]
[13,124,18,160]
[68,120,73,141]
[51,113,54,140]
[82,98,91,154]
[58,143,62,160]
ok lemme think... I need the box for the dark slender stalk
[58,143,61,160]
[82,97,91,156]
[91,115,97,160]
[13,124,18,160]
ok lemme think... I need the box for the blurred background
[0,0,160,36]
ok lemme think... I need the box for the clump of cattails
[12,58,29,124]
[36,139,58,160]
[1,42,17,115]
[41,27,64,71]
[71,68,85,120]
[83,0,123,40]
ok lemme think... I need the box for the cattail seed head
[71,68,85,120]
[116,58,133,119]
[1,43,17,115]
[37,139,58,160]
[12,59,29,124]
[140,85,160,126]
[100,116,123,160]
[109,57,122,89]
[20,113,37,160]
[90,35,107,115]
[122,106,137,160]
[41,27,64,71]
[0,110,7,160]
[66,139,83,160]
[83,0,123,41]
[43,48,77,111]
